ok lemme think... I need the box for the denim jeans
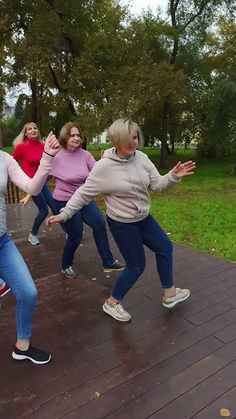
[53,199,114,269]
[107,214,173,300]
[0,233,37,339]
[31,184,57,235]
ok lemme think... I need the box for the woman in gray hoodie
[46,119,196,322]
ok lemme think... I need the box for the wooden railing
[6,182,20,204]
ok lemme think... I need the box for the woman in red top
[13,122,57,245]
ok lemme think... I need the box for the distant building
[91,129,109,144]
[2,101,15,118]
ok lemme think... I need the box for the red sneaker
[0,284,11,298]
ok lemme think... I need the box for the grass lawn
[148,149,236,262]
[4,145,236,262]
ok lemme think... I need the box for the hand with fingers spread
[173,160,196,178]
[44,132,61,156]
[46,214,64,227]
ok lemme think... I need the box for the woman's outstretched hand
[173,161,196,178]
[44,132,61,156]
[46,214,64,226]
[20,194,31,207]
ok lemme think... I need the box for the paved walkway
[1,203,236,418]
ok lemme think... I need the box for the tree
[196,17,236,172]
[159,0,234,168]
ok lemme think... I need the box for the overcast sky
[123,0,168,15]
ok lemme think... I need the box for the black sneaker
[12,344,51,365]
[103,260,125,273]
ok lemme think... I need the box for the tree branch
[184,0,210,29]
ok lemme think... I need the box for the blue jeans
[31,184,57,235]
[0,233,37,339]
[53,199,115,269]
[107,214,173,300]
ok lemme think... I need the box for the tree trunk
[159,0,210,167]
[232,155,236,175]
[160,100,170,168]
[30,77,38,123]
[159,1,179,168]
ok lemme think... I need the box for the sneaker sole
[102,304,131,322]
[61,270,77,279]
[12,351,51,365]
[0,289,11,298]
[163,291,191,309]
[28,239,40,246]
[103,267,125,273]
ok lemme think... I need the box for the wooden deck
[1,203,236,419]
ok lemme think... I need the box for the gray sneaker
[28,233,40,246]
[163,288,190,309]
[103,300,132,322]
[61,266,77,279]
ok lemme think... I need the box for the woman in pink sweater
[50,122,124,278]
[0,132,60,364]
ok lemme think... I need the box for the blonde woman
[47,119,196,322]
[13,122,57,245]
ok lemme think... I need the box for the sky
[123,0,168,15]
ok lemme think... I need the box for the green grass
[3,146,13,154]
[148,150,236,262]
[150,194,236,262]
[4,145,236,261]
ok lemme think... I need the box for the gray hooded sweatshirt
[59,148,180,223]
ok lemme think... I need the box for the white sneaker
[103,300,132,322]
[163,288,190,309]
[28,233,40,246]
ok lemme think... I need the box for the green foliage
[0,116,21,146]
[14,94,27,124]
[0,0,236,167]
[197,17,236,158]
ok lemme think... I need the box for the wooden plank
[191,386,236,419]
[1,204,236,419]
[105,344,236,419]
[2,336,222,418]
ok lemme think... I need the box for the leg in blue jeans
[0,233,37,339]
[53,199,83,269]
[81,201,114,267]
[107,214,173,300]
[31,184,55,235]
[41,184,57,215]
[141,215,173,289]
[53,199,114,269]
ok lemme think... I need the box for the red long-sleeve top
[12,138,44,178]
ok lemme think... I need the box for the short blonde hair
[13,122,41,148]
[59,122,82,149]
[108,118,143,149]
